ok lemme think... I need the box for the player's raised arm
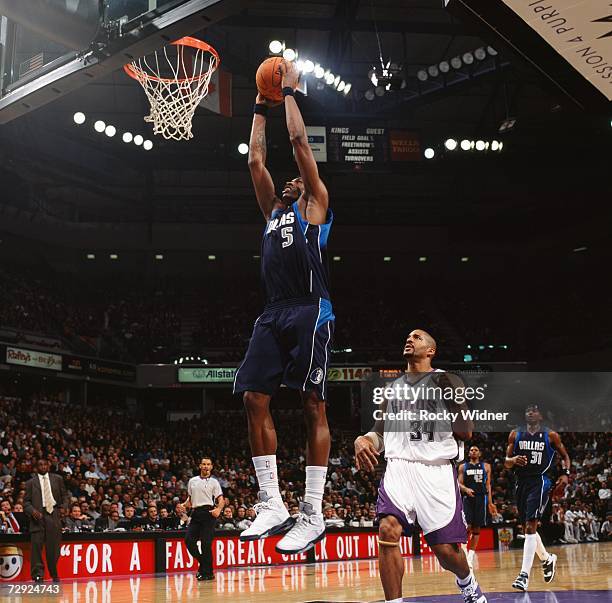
[280,61,329,225]
[248,94,281,221]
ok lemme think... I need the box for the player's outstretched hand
[280,60,300,90]
[354,435,380,472]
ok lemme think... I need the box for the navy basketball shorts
[463,495,488,527]
[516,475,553,522]
[233,299,334,400]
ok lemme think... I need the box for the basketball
[256,57,284,102]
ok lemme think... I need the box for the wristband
[253,103,268,116]
[282,87,295,98]
[564,468,571,476]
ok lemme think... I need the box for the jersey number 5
[281,226,294,248]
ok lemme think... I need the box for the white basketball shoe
[275,501,326,554]
[239,491,294,541]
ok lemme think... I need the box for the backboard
[0,0,240,123]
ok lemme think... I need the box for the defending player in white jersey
[354,329,487,603]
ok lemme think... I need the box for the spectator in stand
[94,503,112,532]
[563,504,579,543]
[117,505,140,531]
[218,507,237,530]
[141,505,161,531]
[323,506,344,528]
[0,499,21,533]
[234,507,251,531]
[64,504,93,532]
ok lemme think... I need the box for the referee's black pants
[186,506,216,575]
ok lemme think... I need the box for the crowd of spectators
[0,394,609,543]
[0,267,181,362]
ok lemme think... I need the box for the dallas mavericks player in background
[458,445,497,569]
[505,404,571,591]
[234,60,334,554]
[354,330,488,603]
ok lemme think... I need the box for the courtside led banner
[5,347,62,371]
[501,0,612,100]
[178,366,372,383]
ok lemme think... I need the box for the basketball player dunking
[234,60,333,554]
[505,404,570,591]
[458,445,497,569]
[354,330,488,603]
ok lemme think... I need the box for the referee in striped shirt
[186,457,224,580]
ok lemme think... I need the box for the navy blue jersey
[463,461,487,495]
[261,201,333,307]
[513,428,556,479]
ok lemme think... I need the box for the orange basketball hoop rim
[123,36,220,84]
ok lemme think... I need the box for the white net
[126,40,219,141]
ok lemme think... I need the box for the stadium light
[143,140,153,151]
[460,139,471,151]
[325,72,335,85]
[303,60,315,74]
[269,40,283,54]
[462,52,474,65]
[383,256,392,262]
[73,112,86,125]
[343,83,352,95]
[364,89,375,101]
[238,143,249,155]
[105,125,116,137]
[417,70,428,82]
[439,61,450,73]
[109,253,118,260]
[475,140,486,151]
[155,254,163,260]
[333,75,341,88]
[296,59,305,72]
[474,47,487,61]
[424,148,435,159]
[208,255,216,260]
[134,135,143,146]
[314,65,325,78]
[419,256,427,262]
[491,140,500,151]
[461,256,469,262]
[282,48,296,61]
[122,132,133,143]
[337,81,346,93]
[333,256,341,261]
[450,56,462,69]
[487,46,498,56]
[444,139,458,151]
[86,253,95,260]
[94,120,105,133]
[427,65,439,78]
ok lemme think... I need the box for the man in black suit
[24,459,70,582]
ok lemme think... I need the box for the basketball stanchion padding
[124,37,220,141]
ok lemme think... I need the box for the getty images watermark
[370,379,509,423]
[360,371,612,433]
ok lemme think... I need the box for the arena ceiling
[0,0,609,246]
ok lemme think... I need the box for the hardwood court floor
[1,542,610,602]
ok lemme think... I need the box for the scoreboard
[327,127,388,163]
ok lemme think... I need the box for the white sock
[252,455,281,499]
[304,465,327,513]
[457,572,473,588]
[521,533,538,575]
[535,532,549,561]
[386,599,403,603]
